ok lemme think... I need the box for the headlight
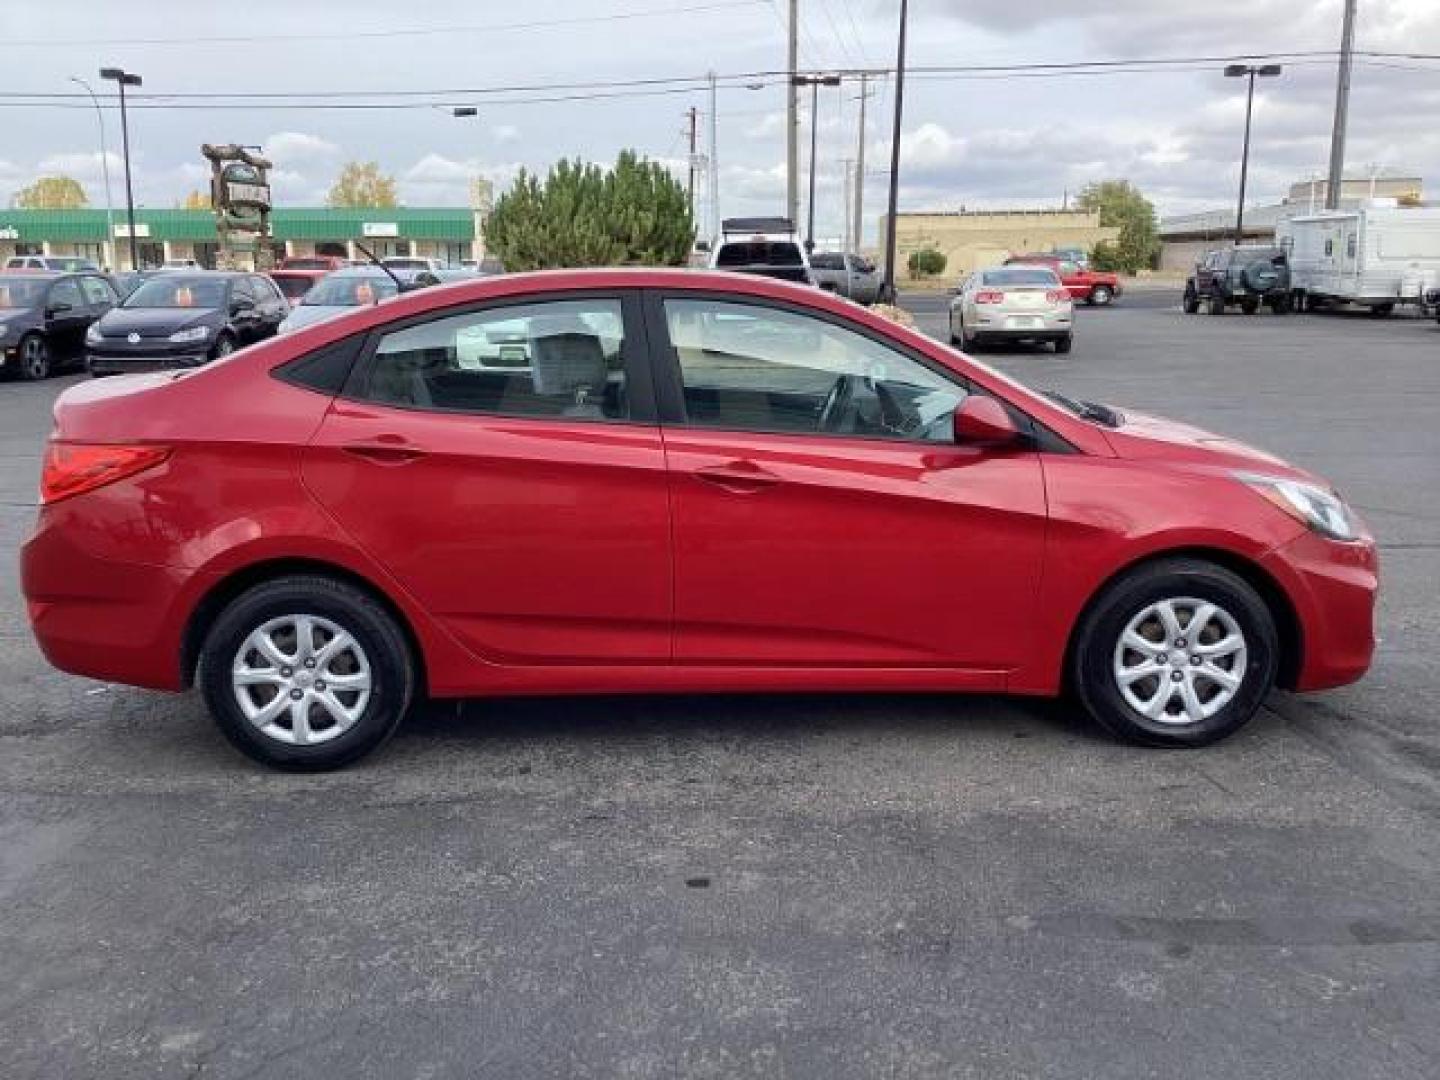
[168,326,211,344]
[85,323,104,344]
[1236,472,1360,542]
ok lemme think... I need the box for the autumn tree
[326,162,398,208]
[484,151,692,270]
[13,176,89,209]
[178,189,211,210]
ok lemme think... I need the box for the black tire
[1369,302,1394,317]
[1088,284,1114,306]
[1268,293,1293,315]
[1240,296,1260,315]
[1071,558,1278,748]
[1182,284,1200,314]
[198,575,416,770]
[1054,334,1073,354]
[17,333,51,381]
[210,333,237,361]
[1208,291,1226,316]
[948,311,961,346]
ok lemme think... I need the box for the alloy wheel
[1111,596,1247,725]
[21,336,50,380]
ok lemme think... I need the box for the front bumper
[1260,528,1379,691]
[86,344,210,374]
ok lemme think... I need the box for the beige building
[877,208,1119,278]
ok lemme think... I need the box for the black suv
[0,272,120,380]
[1184,246,1292,315]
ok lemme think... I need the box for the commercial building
[876,208,1120,277]
[0,206,486,270]
[1158,174,1425,271]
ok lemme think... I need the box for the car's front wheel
[210,333,236,361]
[1071,558,1278,747]
[198,575,416,770]
[17,333,51,380]
[1054,334,1073,354]
[1208,292,1227,316]
[1182,285,1200,314]
[1088,284,1114,306]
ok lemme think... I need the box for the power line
[8,0,769,47]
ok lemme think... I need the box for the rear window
[303,276,399,306]
[271,274,318,299]
[981,267,1060,286]
[810,253,844,270]
[716,242,804,268]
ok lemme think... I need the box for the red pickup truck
[1005,254,1120,306]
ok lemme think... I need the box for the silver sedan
[948,265,1074,353]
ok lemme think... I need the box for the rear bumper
[1260,529,1379,691]
[21,507,195,691]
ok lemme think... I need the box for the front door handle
[694,460,780,493]
[341,439,426,465]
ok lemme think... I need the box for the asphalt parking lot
[2,291,1439,1079]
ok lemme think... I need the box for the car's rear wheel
[198,575,416,770]
[1208,292,1226,316]
[1089,285,1113,306]
[1072,558,1278,747]
[1054,334,1073,354]
[1182,285,1200,314]
[18,333,51,380]
[1240,297,1260,315]
[1369,302,1394,317]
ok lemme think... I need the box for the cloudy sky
[2,0,1438,244]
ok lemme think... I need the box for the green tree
[13,175,89,209]
[326,161,398,208]
[1076,179,1158,274]
[484,151,693,270]
[906,248,947,279]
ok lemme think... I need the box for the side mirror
[954,395,1024,448]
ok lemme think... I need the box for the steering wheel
[818,374,856,431]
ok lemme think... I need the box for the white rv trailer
[1276,202,1440,313]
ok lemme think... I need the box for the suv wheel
[1089,285,1113,306]
[1208,292,1226,316]
[1071,558,1278,747]
[1240,297,1260,315]
[199,575,416,770]
[1182,284,1200,314]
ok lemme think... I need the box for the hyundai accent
[21,270,1377,769]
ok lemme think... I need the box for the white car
[277,267,400,334]
[948,265,1074,353]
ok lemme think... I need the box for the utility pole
[786,0,799,224]
[793,73,840,252]
[1325,0,1357,210]
[686,106,699,220]
[852,73,871,253]
[708,71,720,242]
[1224,64,1282,245]
[840,157,855,252]
[879,0,908,303]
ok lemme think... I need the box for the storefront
[0,207,482,271]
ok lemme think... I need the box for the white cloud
[264,131,341,165]
[491,124,520,145]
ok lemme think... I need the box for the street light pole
[69,76,115,268]
[100,67,142,271]
[453,107,481,264]
[1224,63,1281,246]
[792,73,841,252]
[879,0,909,303]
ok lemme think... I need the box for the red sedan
[21,270,1377,769]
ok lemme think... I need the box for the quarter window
[359,299,630,420]
[663,298,966,442]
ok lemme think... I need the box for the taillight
[975,290,1004,303]
[40,442,171,504]
[1046,289,1069,303]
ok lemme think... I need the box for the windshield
[1232,248,1284,264]
[0,279,46,309]
[303,276,399,306]
[717,242,804,267]
[981,267,1060,286]
[123,276,229,309]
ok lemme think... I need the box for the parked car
[22,269,1376,770]
[382,256,445,274]
[710,216,814,286]
[809,252,882,303]
[85,271,288,374]
[277,267,401,334]
[1184,246,1292,315]
[111,270,166,300]
[269,269,327,309]
[0,272,119,380]
[949,265,1074,352]
[1005,254,1120,306]
[1427,286,1440,322]
[5,255,102,272]
[279,255,350,272]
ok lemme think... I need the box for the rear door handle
[341,439,426,465]
[694,460,780,493]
